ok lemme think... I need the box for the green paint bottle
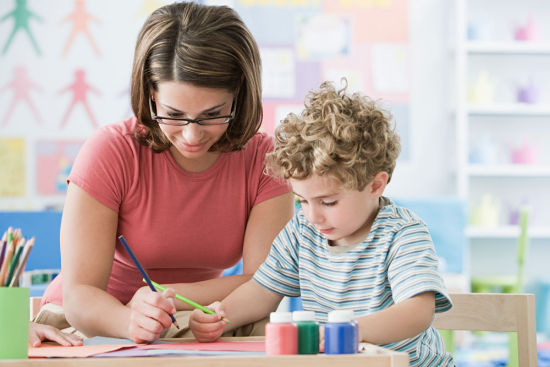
[292,310,319,354]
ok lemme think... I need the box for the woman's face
[152,81,233,172]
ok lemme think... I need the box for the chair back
[515,207,529,293]
[433,293,538,367]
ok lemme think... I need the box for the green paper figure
[1,0,43,56]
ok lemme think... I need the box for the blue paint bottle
[324,310,358,354]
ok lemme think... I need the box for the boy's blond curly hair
[266,80,401,191]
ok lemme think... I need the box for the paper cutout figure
[1,0,42,56]
[59,69,101,128]
[1,65,42,126]
[61,0,101,57]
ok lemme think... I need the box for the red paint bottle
[265,312,298,355]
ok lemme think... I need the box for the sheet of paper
[83,336,136,346]
[28,344,137,358]
[94,348,264,358]
[140,340,265,352]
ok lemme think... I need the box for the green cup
[0,287,29,359]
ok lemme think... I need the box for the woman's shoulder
[85,117,142,153]
[93,117,138,141]
[226,132,273,167]
[242,132,274,154]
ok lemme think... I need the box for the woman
[38,2,293,343]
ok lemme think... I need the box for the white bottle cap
[270,311,293,323]
[292,310,316,322]
[327,309,355,323]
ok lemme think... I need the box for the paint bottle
[292,310,319,354]
[324,310,358,354]
[265,312,298,355]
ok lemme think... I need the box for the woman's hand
[126,286,177,343]
[29,322,83,347]
[188,301,227,342]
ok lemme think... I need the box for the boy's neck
[329,197,383,247]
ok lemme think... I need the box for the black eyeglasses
[149,97,235,126]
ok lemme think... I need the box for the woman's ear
[370,171,389,195]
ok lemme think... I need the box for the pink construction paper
[140,341,265,353]
[28,344,138,358]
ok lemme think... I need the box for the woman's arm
[356,291,436,345]
[61,184,175,342]
[167,192,294,310]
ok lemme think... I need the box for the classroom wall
[386,0,456,198]
[1,0,549,296]
[0,0,456,211]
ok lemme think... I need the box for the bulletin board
[0,0,410,210]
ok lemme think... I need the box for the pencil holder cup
[0,287,29,359]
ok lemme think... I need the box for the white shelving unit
[455,0,550,243]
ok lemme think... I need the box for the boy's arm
[222,279,283,329]
[189,279,283,342]
[356,291,435,345]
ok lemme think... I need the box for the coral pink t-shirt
[42,117,290,306]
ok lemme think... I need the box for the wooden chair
[433,293,538,367]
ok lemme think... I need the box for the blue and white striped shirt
[254,197,454,366]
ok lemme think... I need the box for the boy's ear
[370,171,389,195]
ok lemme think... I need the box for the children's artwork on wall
[61,0,102,58]
[59,69,101,128]
[260,47,296,99]
[0,0,411,209]
[1,0,43,56]
[295,14,350,61]
[0,138,25,197]
[2,65,43,126]
[36,140,83,195]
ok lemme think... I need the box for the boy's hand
[127,286,177,343]
[189,301,227,343]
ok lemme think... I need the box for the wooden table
[7,337,410,367]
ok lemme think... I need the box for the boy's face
[290,173,386,247]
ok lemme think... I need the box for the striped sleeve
[253,216,301,297]
[387,220,452,313]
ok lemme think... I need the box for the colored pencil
[118,235,179,329]
[0,229,15,285]
[9,237,34,287]
[0,232,7,270]
[5,238,24,286]
[146,279,231,324]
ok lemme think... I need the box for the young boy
[188,80,454,366]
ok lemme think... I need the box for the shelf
[467,165,550,177]
[466,42,550,55]
[467,225,550,239]
[467,104,550,116]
